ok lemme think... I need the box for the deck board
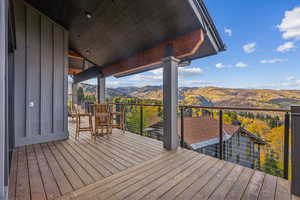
[26,145,48,200]
[8,118,294,200]
[208,165,244,200]
[15,147,31,200]
[159,157,219,200]
[47,142,84,190]
[191,162,235,200]
[33,144,61,200]
[225,167,254,200]
[242,170,265,200]
[8,149,18,200]
[40,143,73,195]
[53,142,95,185]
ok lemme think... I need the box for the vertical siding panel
[63,31,69,133]
[14,2,26,140]
[53,25,64,133]
[14,0,68,146]
[40,16,53,135]
[26,6,41,137]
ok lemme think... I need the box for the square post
[97,76,106,104]
[0,0,7,198]
[291,105,300,196]
[163,56,180,150]
[71,83,78,107]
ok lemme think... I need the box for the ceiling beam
[73,67,102,83]
[103,29,205,77]
[68,68,82,75]
[71,28,204,80]
[68,49,84,60]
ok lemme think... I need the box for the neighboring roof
[182,117,240,146]
[23,0,225,81]
[146,116,266,149]
[182,117,266,149]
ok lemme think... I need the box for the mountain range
[78,83,300,109]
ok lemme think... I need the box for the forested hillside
[78,83,300,109]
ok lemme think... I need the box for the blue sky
[85,0,300,90]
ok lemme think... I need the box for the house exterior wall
[0,0,8,198]
[197,133,258,169]
[13,0,69,147]
[225,133,256,168]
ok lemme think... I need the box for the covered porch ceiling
[24,0,225,82]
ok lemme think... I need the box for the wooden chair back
[94,104,111,126]
[110,104,126,133]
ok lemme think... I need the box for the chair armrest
[78,113,92,117]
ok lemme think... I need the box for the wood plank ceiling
[24,0,225,78]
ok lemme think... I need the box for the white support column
[97,76,106,104]
[163,56,180,150]
[0,0,7,198]
[291,105,300,197]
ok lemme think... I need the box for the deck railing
[82,102,291,180]
[179,105,291,180]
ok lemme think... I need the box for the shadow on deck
[8,119,295,200]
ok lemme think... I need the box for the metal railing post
[219,110,223,160]
[284,112,290,179]
[123,104,126,133]
[140,105,143,136]
[291,106,300,196]
[180,107,184,148]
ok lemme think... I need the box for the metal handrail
[180,105,290,112]
[107,102,291,179]
[109,102,291,112]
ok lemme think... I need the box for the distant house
[145,116,266,169]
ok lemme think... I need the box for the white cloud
[181,80,221,87]
[216,63,226,69]
[286,76,296,81]
[150,68,163,75]
[260,58,288,64]
[235,62,248,68]
[224,27,232,36]
[280,82,298,87]
[243,42,256,53]
[178,67,203,76]
[277,7,300,40]
[106,81,121,87]
[129,74,162,82]
[150,67,203,77]
[277,41,295,52]
[262,78,300,89]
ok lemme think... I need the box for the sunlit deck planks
[57,148,294,200]
[8,119,165,200]
[8,119,297,200]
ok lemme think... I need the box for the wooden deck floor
[8,120,298,200]
[8,119,166,200]
[57,149,295,200]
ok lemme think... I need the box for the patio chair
[110,104,126,133]
[73,105,94,141]
[68,105,76,122]
[94,104,112,140]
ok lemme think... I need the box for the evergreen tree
[263,152,282,177]
[77,87,85,104]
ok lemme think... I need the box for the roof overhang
[24,0,225,82]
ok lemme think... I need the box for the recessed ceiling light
[85,11,92,19]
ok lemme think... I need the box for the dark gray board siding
[14,0,69,147]
[0,0,8,198]
[40,16,53,135]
